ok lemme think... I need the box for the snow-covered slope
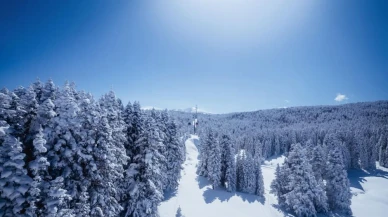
[349,165,388,217]
[159,135,285,217]
[159,136,388,217]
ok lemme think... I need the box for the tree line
[170,101,388,171]
[170,101,388,216]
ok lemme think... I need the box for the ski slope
[159,135,285,217]
[159,135,388,217]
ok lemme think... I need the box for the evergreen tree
[254,160,264,197]
[197,129,216,177]
[163,113,185,192]
[175,206,184,217]
[0,134,32,216]
[27,126,50,216]
[274,136,281,156]
[16,86,38,143]
[45,82,82,215]
[40,79,57,103]
[42,177,73,217]
[123,114,165,217]
[378,133,388,167]
[270,164,289,205]
[123,102,134,157]
[73,91,99,217]
[220,134,236,192]
[0,90,12,122]
[310,144,326,181]
[31,79,44,104]
[87,92,128,217]
[326,147,352,215]
[279,144,328,217]
[236,150,256,194]
[150,109,168,190]
[207,134,222,189]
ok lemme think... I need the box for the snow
[0,126,6,137]
[159,135,388,217]
[159,135,284,217]
[349,164,388,217]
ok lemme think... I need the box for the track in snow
[159,135,388,217]
[158,135,285,217]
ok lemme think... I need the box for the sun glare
[150,0,318,49]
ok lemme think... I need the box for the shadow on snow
[196,175,265,205]
[163,189,178,202]
[271,204,352,217]
[347,168,388,192]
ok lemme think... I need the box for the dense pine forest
[169,100,388,216]
[1,79,388,217]
[0,80,185,217]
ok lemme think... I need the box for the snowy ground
[349,165,388,217]
[159,135,388,217]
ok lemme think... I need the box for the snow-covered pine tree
[220,134,236,192]
[254,159,264,197]
[31,79,44,104]
[150,109,168,190]
[87,91,128,217]
[99,91,128,170]
[163,111,185,192]
[123,101,143,159]
[72,91,100,217]
[197,129,216,177]
[30,98,56,137]
[175,206,184,217]
[342,132,361,169]
[357,130,373,170]
[123,102,134,157]
[88,116,122,217]
[0,134,32,216]
[15,86,38,142]
[326,147,352,215]
[236,150,256,194]
[378,132,388,167]
[270,164,289,205]
[43,82,83,216]
[121,102,144,217]
[253,139,263,163]
[309,143,326,181]
[0,89,12,122]
[9,87,29,139]
[26,126,50,216]
[207,133,222,189]
[123,114,165,217]
[262,138,272,159]
[23,82,68,216]
[274,135,281,156]
[40,79,57,103]
[42,176,73,217]
[281,143,328,217]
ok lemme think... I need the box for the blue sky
[0,0,387,113]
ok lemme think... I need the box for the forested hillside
[0,80,185,217]
[171,101,388,170]
[1,79,388,217]
[169,101,388,216]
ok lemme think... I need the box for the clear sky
[0,0,387,113]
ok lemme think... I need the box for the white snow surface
[159,135,284,217]
[159,135,388,217]
[349,164,388,217]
